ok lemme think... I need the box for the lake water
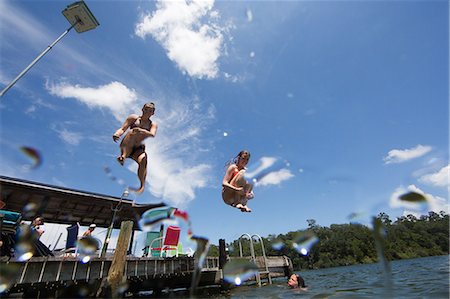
[6,254,447,298]
[196,255,449,299]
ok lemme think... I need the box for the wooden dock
[1,255,292,297]
[0,176,293,297]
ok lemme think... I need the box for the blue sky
[1,0,448,250]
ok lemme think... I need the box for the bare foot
[117,156,125,166]
[235,204,251,212]
[130,186,144,194]
[242,206,252,212]
[235,203,246,212]
[130,185,144,194]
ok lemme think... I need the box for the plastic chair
[142,231,161,257]
[149,226,181,257]
[0,210,21,257]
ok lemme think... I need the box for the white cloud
[383,144,432,164]
[46,81,138,121]
[135,0,228,79]
[47,79,215,207]
[245,156,294,187]
[128,97,215,208]
[246,9,253,22]
[246,156,277,178]
[390,185,449,216]
[419,164,449,187]
[58,129,83,146]
[256,168,294,187]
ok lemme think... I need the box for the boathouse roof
[0,175,164,229]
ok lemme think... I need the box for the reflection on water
[136,255,448,298]
[229,255,449,299]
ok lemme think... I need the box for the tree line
[208,211,449,270]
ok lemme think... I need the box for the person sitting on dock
[31,216,45,239]
[82,224,96,237]
[222,150,254,212]
[288,273,307,290]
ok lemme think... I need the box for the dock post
[107,220,133,297]
[219,238,232,290]
[219,239,227,270]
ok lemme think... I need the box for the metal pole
[101,190,128,257]
[0,22,78,97]
[100,204,119,258]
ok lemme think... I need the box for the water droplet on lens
[399,191,427,203]
[271,241,285,251]
[22,202,38,218]
[0,264,19,293]
[292,231,318,255]
[15,226,35,261]
[138,206,176,231]
[20,146,42,169]
[223,259,259,285]
[77,236,100,263]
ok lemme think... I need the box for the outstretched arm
[113,114,138,142]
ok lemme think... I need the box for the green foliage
[225,211,449,270]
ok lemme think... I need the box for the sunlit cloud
[245,156,294,187]
[246,157,277,178]
[246,8,253,22]
[383,144,432,164]
[135,0,230,79]
[256,168,294,186]
[47,79,215,207]
[419,164,449,188]
[128,97,215,207]
[58,129,83,146]
[46,81,138,121]
[390,185,449,216]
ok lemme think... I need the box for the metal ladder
[238,233,272,287]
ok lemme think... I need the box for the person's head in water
[142,102,155,116]
[288,273,306,288]
[234,150,251,168]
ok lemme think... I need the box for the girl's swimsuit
[228,167,239,184]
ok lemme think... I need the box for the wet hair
[297,275,306,288]
[225,150,251,168]
[233,150,251,164]
[142,102,155,111]
[287,273,307,288]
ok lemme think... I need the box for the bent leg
[118,133,136,165]
[245,182,254,199]
[229,170,251,212]
[130,149,147,194]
